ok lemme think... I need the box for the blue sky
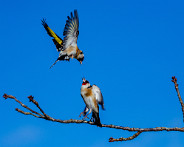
[0,0,184,146]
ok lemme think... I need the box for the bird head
[77,50,84,64]
[82,78,90,87]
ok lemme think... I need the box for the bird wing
[92,85,105,110]
[63,10,79,50]
[41,19,63,51]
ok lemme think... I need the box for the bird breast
[81,88,98,112]
[81,88,93,97]
[65,46,78,57]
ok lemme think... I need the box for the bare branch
[2,76,184,142]
[172,76,184,122]
[3,94,184,132]
[109,131,142,142]
[2,94,184,142]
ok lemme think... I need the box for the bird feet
[79,112,84,118]
[79,112,89,120]
[90,117,94,122]
[82,115,90,120]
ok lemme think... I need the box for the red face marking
[82,80,89,85]
[82,82,87,85]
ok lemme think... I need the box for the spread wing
[63,10,79,50]
[92,85,105,110]
[41,19,63,51]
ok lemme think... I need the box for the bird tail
[100,103,105,110]
[50,60,59,69]
[92,111,102,127]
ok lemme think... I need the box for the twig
[109,131,142,142]
[27,95,49,118]
[3,94,43,117]
[172,76,184,122]
[15,108,42,118]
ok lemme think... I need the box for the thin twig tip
[28,95,34,102]
[172,76,177,83]
[3,94,15,99]
[3,94,8,99]
[109,137,114,142]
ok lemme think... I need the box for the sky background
[0,0,184,146]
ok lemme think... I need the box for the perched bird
[80,78,105,127]
[41,10,84,68]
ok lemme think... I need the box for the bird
[41,10,84,68]
[80,78,105,127]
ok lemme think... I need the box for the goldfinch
[80,78,105,127]
[41,10,84,68]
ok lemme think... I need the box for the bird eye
[80,52,83,54]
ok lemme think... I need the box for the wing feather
[41,19,63,51]
[63,10,79,50]
[92,85,105,110]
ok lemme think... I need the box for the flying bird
[41,10,84,68]
[80,78,105,127]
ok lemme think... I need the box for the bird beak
[80,61,82,64]
[82,78,86,82]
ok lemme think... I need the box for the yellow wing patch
[41,19,63,51]
[46,26,63,45]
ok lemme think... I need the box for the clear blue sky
[0,0,184,146]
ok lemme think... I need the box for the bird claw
[79,112,84,118]
[90,117,94,122]
[79,112,89,120]
[82,116,89,120]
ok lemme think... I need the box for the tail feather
[49,54,70,69]
[100,103,105,110]
[92,112,102,127]
[50,60,59,69]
